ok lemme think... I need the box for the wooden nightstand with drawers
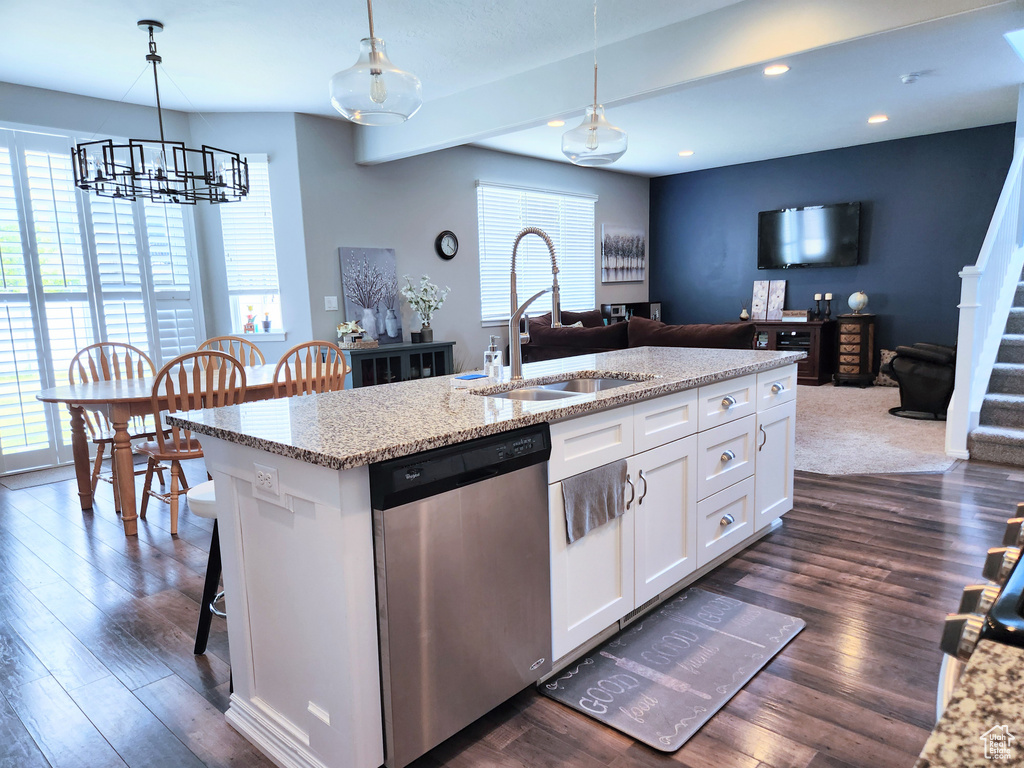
[834,314,875,387]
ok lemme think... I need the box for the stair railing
[947,145,1024,457]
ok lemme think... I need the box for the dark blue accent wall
[649,123,1016,354]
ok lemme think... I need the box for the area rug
[795,384,954,475]
[540,588,804,751]
[1,464,79,489]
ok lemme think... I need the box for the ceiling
[1,0,1022,177]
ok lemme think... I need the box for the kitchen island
[169,346,802,768]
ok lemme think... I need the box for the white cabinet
[633,389,698,453]
[697,476,755,567]
[631,435,698,606]
[755,398,796,530]
[696,415,755,499]
[549,407,633,483]
[697,373,756,431]
[549,482,635,661]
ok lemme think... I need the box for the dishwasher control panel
[369,424,551,511]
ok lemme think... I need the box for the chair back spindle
[273,341,350,397]
[198,335,266,367]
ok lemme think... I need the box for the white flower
[400,275,451,324]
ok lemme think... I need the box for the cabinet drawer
[839,364,859,374]
[840,323,859,333]
[839,354,859,365]
[697,476,755,567]
[756,365,797,411]
[839,344,858,354]
[549,406,633,483]
[697,415,755,500]
[697,374,756,431]
[839,334,860,344]
[633,390,698,453]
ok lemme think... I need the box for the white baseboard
[226,696,328,768]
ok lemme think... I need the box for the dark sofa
[521,311,756,363]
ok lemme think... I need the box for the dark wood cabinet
[753,320,836,386]
[348,341,456,387]
[833,314,875,387]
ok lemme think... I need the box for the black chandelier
[72,20,249,205]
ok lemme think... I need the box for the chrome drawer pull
[721,395,737,409]
[720,513,735,527]
[770,382,785,394]
[638,470,648,506]
[721,449,736,463]
[625,473,635,510]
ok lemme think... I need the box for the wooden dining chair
[273,341,351,397]
[137,350,247,535]
[68,342,161,510]
[198,335,266,366]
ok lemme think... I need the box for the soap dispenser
[484,335,503,380]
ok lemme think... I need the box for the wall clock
[434,230,458,260]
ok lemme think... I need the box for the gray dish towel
[561,458,628,544]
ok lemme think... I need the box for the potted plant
[336,321,367,344]
[400,275,450,343]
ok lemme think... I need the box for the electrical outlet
[254,463,279,496]
[324,295,339,311]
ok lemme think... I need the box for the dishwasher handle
[455,466,500,488]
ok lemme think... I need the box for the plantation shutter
[477,182,596,324]
[221,156,279,294]
[144,200,202,364]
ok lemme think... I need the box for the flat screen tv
[757,202,861,269]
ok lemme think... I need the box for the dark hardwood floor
[1,459,1021,768]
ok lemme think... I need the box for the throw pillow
[876,349,898,387]
[627,316,756,349]
[530,309,605,329]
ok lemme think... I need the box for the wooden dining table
[36,365,278,537]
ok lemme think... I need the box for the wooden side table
[752,320,836,385]
[349,341,456,387]
[834,314,875,387]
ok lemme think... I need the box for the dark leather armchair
[885,343,957,420]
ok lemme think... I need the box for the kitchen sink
[484,387,579,401]
[537,377,636,393]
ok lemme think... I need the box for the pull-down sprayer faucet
[508,227,561,382]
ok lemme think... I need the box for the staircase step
[988,363,1024,395]
[1007,309,1024,335]
[1015,282,1024,306]
[997,335,1024,364]
[970,425,1024,466]
[980,393,1024,428]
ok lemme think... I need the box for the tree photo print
[601,226,646,283]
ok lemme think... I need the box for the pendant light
[72,21,249,205]
[330,0,422,126]
[562,0,627,166]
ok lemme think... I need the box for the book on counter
[781,310,810,322]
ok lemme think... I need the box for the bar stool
[188,480,225,655]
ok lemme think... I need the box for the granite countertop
[167,346,802,470]
[916,641,1024,767]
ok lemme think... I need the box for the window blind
[221,158,279,294]
[477,182,596,323]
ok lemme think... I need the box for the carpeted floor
[795,384,954,475]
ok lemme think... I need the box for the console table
[348,341,455,387]
[753,320,836,386]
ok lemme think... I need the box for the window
[0,126,203,472]
[477,182,596,324]
[220,156,282,334]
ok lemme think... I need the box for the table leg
[111,403,138,537]
[68,405,93,510]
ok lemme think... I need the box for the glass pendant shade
[561,105,628,166]
[330,38,422,126]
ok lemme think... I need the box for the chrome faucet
[508,227,561,382]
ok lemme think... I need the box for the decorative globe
[848,291,869,313]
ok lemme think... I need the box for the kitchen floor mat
[539,587,804,752]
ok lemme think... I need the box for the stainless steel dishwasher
[368,424,552,768]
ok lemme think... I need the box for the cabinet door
[755,399,796,530]
[549,406,634,483]
[633,389,698,453]
[549,482,635,662]
[631,435,698,606]
[696,415,756,500]
[697,476,755,567]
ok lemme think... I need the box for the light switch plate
[324,295,338,311]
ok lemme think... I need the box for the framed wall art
[339,247,403,344]
[601,226,646,283]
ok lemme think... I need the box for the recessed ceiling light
[763,64,790,76]
[867,114,889,124]
[678,150,694,157]
[547,120,566,127]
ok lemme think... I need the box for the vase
[360,306,378,340]
[420,323,433,343]
[385,308,399,338]
[375,308,386,336]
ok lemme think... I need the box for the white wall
[294,114,649,372]
[187,112,312,363]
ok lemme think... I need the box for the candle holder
[813,299,822,320]
[824,298,832,320]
